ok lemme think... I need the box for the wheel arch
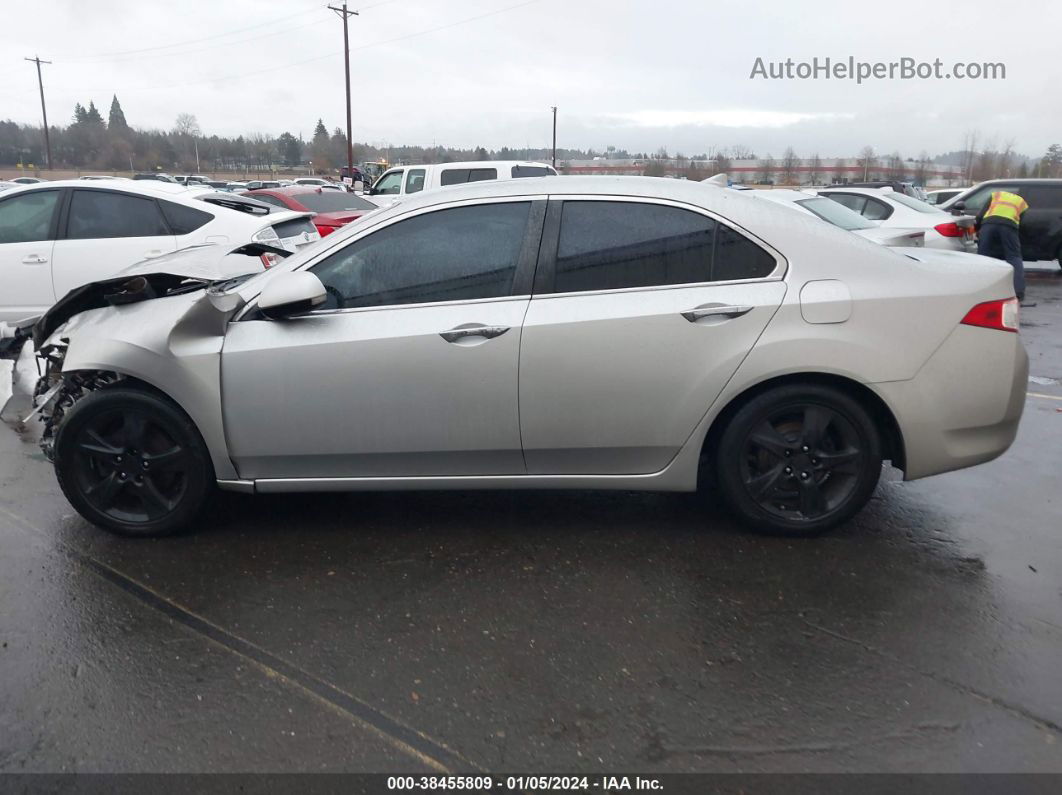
[697,372,906,486]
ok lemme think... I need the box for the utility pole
[329,1,358,183]
[551,106,557,168]
[25,56,53,170]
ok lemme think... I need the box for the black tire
[53,386,214,537]
[715,384,882,536]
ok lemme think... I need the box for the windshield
[794,197,875,230]
[298,192,377,213]
[887,192,942,214]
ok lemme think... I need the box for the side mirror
[258,272,327,319]
[952,200,966,211]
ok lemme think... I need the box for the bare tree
[173,113,200,137]
[730,144,754,160]
[857,146,877,181]
[780,146,799,185]
[914,150,930,187]
[887,151,905,180]
[807,153,823,185]
[714,152,732,176]
[758,154,776,185]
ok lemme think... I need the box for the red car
[242,186,377,236]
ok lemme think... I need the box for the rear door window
[66,190,170,239]
[1016,186,1062,208]
[548,201,775,294]
[0,190,60,243]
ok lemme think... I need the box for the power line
[63,4,324,61]
[60,16,333,64]
[59,0,542,94]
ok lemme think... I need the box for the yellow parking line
[1027,392,1062,401]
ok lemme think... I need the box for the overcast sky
[1,0,1057,158]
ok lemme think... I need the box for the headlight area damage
[3,273,211,456]
[1,264,262,468]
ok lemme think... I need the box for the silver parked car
[14,177,1027,537]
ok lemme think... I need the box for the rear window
[794,197,874,230]
[297,192,377,213]
[272,217,317,239]
[887,192,941,214]
[511,165,557,178]
[159,200,214,235]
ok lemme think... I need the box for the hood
[31,242,286,349]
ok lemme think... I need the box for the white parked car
[0,180,319,322]
[365,161,558,204]
[752,190,925,248]
[818,187,976,251]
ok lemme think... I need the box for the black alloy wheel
[716,384,883,535]
[54,388,213,536]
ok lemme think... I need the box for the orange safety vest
[984,190,1029,226]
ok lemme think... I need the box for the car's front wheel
[54,387,214,537]
[715,384,883,535]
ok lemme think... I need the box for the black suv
[943,179,1062,267]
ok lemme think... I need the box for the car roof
[361,175,816,237]
[385,160,552,171]
[3,178,192,197]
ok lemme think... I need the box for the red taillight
[934,222,964,238]
[961,298,1019,333]
[259,252,280,269]
[314,223,336,237]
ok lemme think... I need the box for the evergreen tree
[73,103,87,124]
[108,95,128,130]
[85,101,104,125]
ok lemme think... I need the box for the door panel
[0,189,61,321]
[50,235,178,299]
[221,299,528,479]
[51,188,178,299]
[519,282,786,474]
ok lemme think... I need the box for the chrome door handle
[439,325,510,343]
[21,255,48,265]
[681,305,754,322]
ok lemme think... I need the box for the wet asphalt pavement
[1,272,1061,774]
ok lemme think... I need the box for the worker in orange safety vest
[976,190,1030,304]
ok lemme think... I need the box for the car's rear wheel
[54,387,213,537]
[716,384,882,535]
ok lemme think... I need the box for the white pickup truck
[363,160,557,204]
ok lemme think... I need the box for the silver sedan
[21,176,1027,537]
